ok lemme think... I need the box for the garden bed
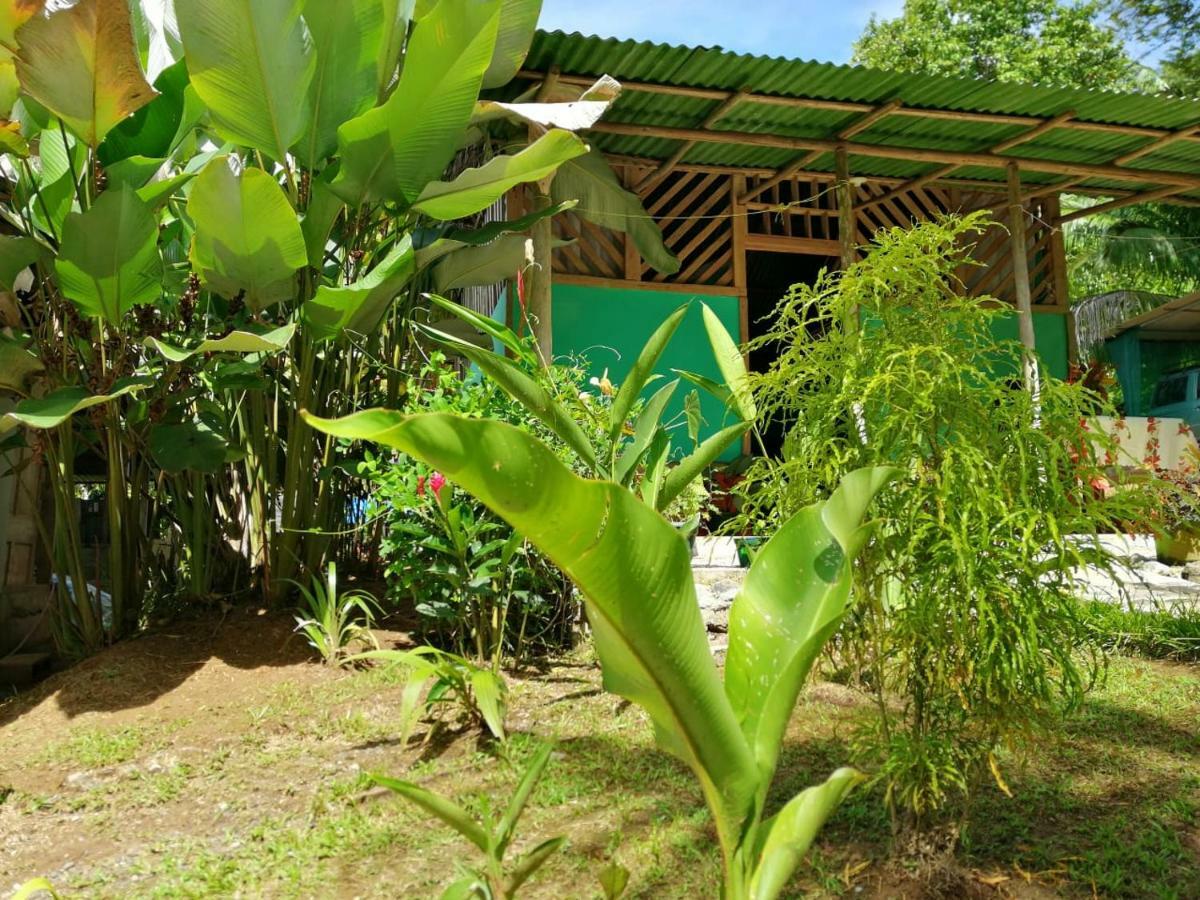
[0,610,1197,899]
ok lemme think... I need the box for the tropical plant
[11,878,59,900]
[291,562,379,667]
[361,352,577,668]
[424,295,754,514]
[374,742,563,899]
[357,646,508,743]
[0,0,664,656]
[303,406,893,899]
[732,214,1158,842]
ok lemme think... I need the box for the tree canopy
[1107,0,1200,94]
[852,0,1139,89]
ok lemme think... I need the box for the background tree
[852,0,1140,89]
[1107,0,1200,95]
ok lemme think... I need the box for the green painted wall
[549,285,1073,460]
[551,283,744,460]
[988,311,1071,381]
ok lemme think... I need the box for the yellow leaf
[15,0,156,146]
[988,751,1013,798]
[0,0,42,49]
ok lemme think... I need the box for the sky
[538,0,908,64]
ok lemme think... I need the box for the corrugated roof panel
[520,30,1200,194]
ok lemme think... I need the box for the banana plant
[303,408,894,899]
[420,294,750,513]
[375,742,564,899]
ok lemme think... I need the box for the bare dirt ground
[1,609,1197,899]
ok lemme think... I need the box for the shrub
[360,354,579,667]
[291,563,379,667]
[733,214,1157,840]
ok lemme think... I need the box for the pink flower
[416,475,426,497]
[430,471,447,498]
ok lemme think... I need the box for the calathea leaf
[187,158,307,311]
[144,324,296,363]
[0,376,153,434]
[0,0,45,48]
[331,0,502,206]
[700,302,756,422]
[175,0,314,162]
[551,148,679,275]
[98,58,193,165]
[149,420,230,474]
[296,0,385,167]
[412,128,587,221]
[15,0,156,146]
[55,184,162,322]
[481,0,541,89]
[0,234,40,290]
[302,237,414,342]
[0,333,42,394]
[432,233,530,292]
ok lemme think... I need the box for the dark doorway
[746,251,836,456]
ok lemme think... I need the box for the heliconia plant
[303,407,894,899]
[0,0,676,654]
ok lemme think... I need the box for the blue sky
[539,0,907,63]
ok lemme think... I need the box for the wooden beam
[992,109,1076,154]
[743,232,840,255]
[588,120,1200,189]
[837,98,903,140]
[737,151,823,203]
[521,69,1200,145]
[1006,162,1038,390]
[835,146,856,270]
[1054,184,1192,225]
[859,164,957,211]
[1113,123,1200,166]
[635,90,749,193]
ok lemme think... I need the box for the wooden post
[835,146,856,271]
[528,179,554,366]
[1006,161,1040,393]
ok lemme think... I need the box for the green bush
[733,213,1158,840]
[360,354,581,667]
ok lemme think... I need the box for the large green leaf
[427,292,536,365]
[144,323,296,363]
[187,158,307,311]
[302,410,759,842]
[301,173,345,267]
[614,379,677,485]
[701,302,756,422]
[413,128,586,221]
[0,234,39,290]
[749,768,865,900]
[148,420,230,474]
[443,199,576,245]
[481,0,541,89]
[32,121,83,238]
[302,237,414,341]
[175,0,314,161]
[724,467,894,786]
[0,376,151,433]
[296,0,384,167]
[608,304,688,440]
[15,0,156,146]
[657,421,750,511]
[374,0,412,100]
[0,333,41,394]
[431,233,528,292]
[55,185,162,322]
[551,148,679,275]
[331,0,501,205]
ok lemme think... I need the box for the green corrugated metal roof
[519,30,1200,201]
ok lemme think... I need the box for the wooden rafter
[991,109,1076,154]
[736,151,823,203]
[837,98,903,140]
[858,164,958,211]
[634,90,748,193]
[1113,123,1200,166]
[1055,185,1192,225]
[519,69,1200,145]
[588,120,1200,189]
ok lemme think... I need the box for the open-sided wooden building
[498,30,1200,448]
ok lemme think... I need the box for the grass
[3,630,1198,899]
[1081,599,1200,661]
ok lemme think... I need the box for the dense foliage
[732,215,1157,839]
[852,0,1141,88]
[0,0,674,657]
[361,353,578,668]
